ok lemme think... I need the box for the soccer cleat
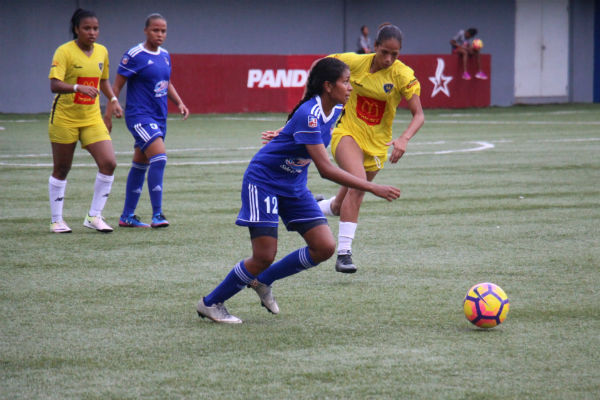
[196,298,242,324]
[50,220,72,233]
[249,280,280,314]
[335,251,357,274]
[119,214,150,228]
[475,71,488,80]
[462,71,472,80]
[151,213,169,228]
[83,214,113,233]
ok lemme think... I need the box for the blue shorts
[235,178,326,232]
[126,118,166,151]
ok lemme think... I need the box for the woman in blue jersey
[104,13,189,228]
[196,58,401,324]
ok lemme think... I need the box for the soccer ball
[463,282,509,328]
[472,39,484,50]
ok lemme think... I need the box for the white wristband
[110,96,118,103]
[73,84,79,93]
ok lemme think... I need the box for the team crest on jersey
[383,83,394,93]
[308,115,318,128]
[164,57,170,66]
[122,56,129,65]
[98,63,103,71]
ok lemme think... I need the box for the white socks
[89,172,114,217]
[49,176,67,223]
[337,221,357,254]
[318,196,336,216]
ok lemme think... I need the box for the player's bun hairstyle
[375,23,403,46]
[145,13,166,27]
[287,58,349,122]
[70,8,97,39]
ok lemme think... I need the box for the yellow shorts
[48,122,110,148]
[330,133,388,172]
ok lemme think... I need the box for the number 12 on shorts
[264,196,278,214]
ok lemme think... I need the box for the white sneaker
[83,214,113,233]
[196,298,242,324]
[249,280,280,314]
[50,220,72,233]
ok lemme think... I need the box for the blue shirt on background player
[118,43,171,126]
[196,58,401,324]
[104,14,188,229]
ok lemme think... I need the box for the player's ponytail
[287,57,348,122]
[70,8,97,39]
[375,23,403,46]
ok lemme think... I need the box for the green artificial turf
[1,104,599,399]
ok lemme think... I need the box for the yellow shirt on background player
[49,40,109,127]
[328,52,420,161]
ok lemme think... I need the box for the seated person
[450,27,487,80]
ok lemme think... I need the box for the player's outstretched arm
[306,143,400,201]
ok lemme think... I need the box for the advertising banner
[170,54,490,113]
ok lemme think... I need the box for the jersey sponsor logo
[356,95,386,126]
[74,77,100,105]
[154,80,169,97]
[308,115,318,128]
[428,58,453,97]
[147,60,154,65]
[247,69,308,88]
[406,79,419,89]
[383,83,394,93]
[281,158,311,174]
[73,65,83,69]
[164,57,170,66]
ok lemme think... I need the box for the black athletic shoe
[335,251,357,273]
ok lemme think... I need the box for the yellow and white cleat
[83,214,113,233]
[50,220,72,233]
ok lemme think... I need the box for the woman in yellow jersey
[319,23,425,273]
[48,8,122,233]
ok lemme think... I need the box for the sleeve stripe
[119,65,137,74]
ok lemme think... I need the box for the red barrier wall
[170,54,490,113]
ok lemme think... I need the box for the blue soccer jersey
[117,44,171,124]
[244,96,343,197]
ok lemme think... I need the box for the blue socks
[203,248,318,306]
[122,162,148,217]
[148,153,167,215]
[257,247,317,286]
[204,260,255,306]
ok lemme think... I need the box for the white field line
[0,141,448,159]
[0,141,494,168]
[393,119,600,126]
[3,116,599,126]
[437,110,595,117]
[1,137,598,168]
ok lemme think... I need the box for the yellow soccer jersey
[48,40,110,127]
[329,52,420,157]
